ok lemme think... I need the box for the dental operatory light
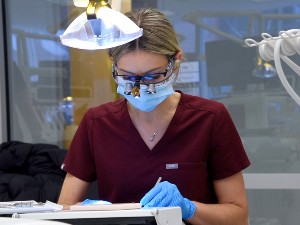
[245,29,300,106]
[60,0,143,50]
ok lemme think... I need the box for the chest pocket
[160,162,210,201]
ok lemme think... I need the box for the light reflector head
[60,7,143,50]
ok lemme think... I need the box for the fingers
[140,182,164,206]
[145,187,169,207]
[140,181,174,207]
[140,181,195,220]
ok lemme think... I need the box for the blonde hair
[108,8,180,63]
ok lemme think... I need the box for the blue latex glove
[140,181,196,220]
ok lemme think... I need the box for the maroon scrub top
[63,91,250,204]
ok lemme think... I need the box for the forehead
[117,50,168,73]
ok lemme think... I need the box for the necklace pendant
[149,132,157,142]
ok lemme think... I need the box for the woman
[58,8,251,225]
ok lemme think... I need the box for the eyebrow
[117,66,165,75]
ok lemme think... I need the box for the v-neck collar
[122,91,184,153]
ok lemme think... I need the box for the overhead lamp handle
[73,0,90,7]
[86,0,111,20]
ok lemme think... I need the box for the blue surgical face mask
[117,75,175,112]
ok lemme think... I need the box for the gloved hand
[140,181,196,220]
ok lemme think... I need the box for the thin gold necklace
[130,95,175,142]
[132,107,158,142]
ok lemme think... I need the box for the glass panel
[247,190,300,225]
[139,1,300,223]
[5,0,116,148]
[152,1,300,174]
[6,1,67,147]
[3,0,300,224]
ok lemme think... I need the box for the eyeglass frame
[112,57,176,86]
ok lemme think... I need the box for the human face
[114,51,176,112]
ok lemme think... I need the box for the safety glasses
[112,58,175,85]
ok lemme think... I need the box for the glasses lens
[115,73,165,85]
[142,73,165,84]
[122,75,137,82]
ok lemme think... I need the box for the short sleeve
[209,104,250,180]
[62,109,97,182]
